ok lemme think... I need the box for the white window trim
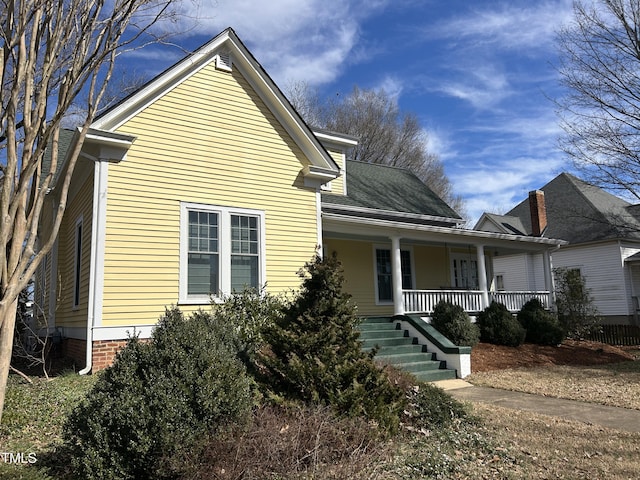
[179,202,266,305]
[73,215,83,309]
[373,244,415,305]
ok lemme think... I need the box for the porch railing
[403,290,552,314]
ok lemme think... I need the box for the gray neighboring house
[475,172,640,325]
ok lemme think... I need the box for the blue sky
[126,0,578,223]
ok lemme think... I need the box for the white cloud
[151,0,390,86]
[430,1,574,53]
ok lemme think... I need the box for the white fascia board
[91,32,231,131]
[312,130,359,149]
[323,202,464,226]
[322,212,566,248]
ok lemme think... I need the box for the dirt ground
[472,340,639,372]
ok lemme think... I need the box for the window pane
[231,255,258,291]
[376,249,412,301]
[401,250,412,289]
[231,214,258,257]
[188,210,218,253]
[188,253,219,295]
[376,249,392,301]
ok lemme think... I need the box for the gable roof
[474,213,527,236]
[322,160,462,226]
[506,173,640,244]
[92,27,339,180]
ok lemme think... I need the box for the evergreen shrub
[477,301,526,347]
[430,300,480,347]
[517,298,565,346]
[63,308,253,480]
[258,254,404,432]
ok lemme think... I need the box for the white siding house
[477,174,640,325]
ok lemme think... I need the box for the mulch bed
[472,340,638,372]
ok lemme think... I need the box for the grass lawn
[0,372,96,480]
[1,361,639,479]
[467,360,640,410]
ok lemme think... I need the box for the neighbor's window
[180,203,264,303]
[375,247,413,303]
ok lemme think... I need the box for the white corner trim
[89,161,109,328]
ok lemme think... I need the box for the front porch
[402,289,553,315]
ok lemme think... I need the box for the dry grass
[467,361,640,410]
[473,404,640,479]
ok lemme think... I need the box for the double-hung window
[180,203,265,303]
[374,247,414,304]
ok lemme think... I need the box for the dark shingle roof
[321,160,461,223]
[42,129,76,184]
[507,173,640,243]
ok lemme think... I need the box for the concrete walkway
[434,380,640,434]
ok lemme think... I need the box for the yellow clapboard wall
[101,63,320,326]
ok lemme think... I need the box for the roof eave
[322,212,567,248]
[323,202,464,226]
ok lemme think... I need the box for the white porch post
[543,249,554,306]
[391,236,404,315]
[476,244,489,309]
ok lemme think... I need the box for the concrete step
[359,330,407,340]
[359,316,457,383]
[397,360,444,373]
[371,344,427,356]
[361,337,416,348]
[413,369,457,382]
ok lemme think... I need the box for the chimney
[529,190,547,237]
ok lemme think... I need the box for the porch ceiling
[322,213,565,256]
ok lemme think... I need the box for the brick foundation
[62,338,87,369]
[92,340,128,370]
[61,338,129,372]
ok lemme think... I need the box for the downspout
[79,158,108,374]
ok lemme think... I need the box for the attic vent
[215,51,233,72]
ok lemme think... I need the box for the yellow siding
[102,64,320,326]
[324,238,393,317]
[413,245,450,289]
[55,174,93,328]
[326,147,345,195]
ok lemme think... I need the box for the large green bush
[517,298,565,346]
[554,268,601,339]
[64,308,253,480]
[477,302,526,347]
[211,287,287,367]
[431,300,480,347]
[258,254,404,432]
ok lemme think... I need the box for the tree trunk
[0,299,18,424]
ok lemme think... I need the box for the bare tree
[0,0,176,422]
[287,83,466,217]
[557,0,640,201]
